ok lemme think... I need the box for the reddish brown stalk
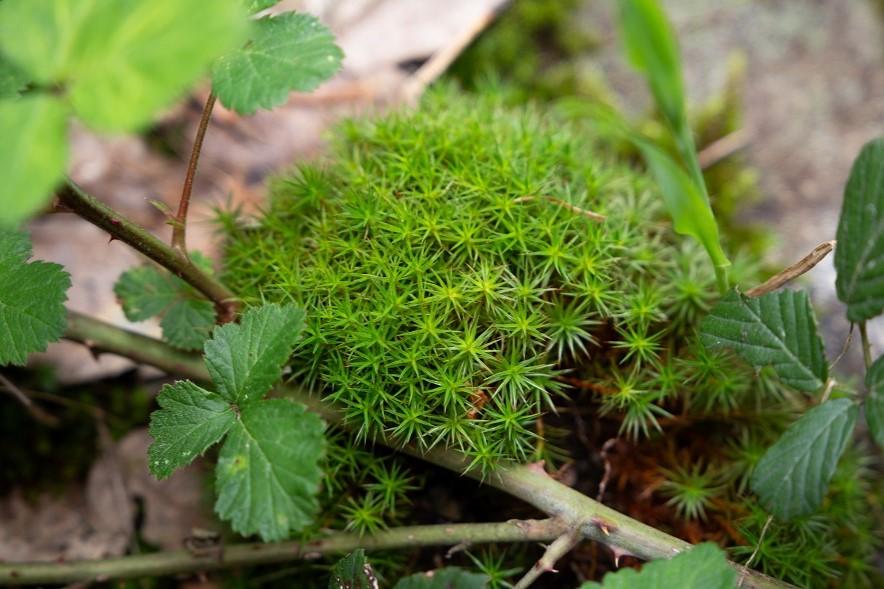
[172,93,218,255]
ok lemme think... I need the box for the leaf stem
[60,313,795,589]
[859,321,873,372]
[0,519,567,585]
[172,93,217,256]
[56,181,239,322]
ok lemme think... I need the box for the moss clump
[223,87,712,469]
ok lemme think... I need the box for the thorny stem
[59,317,796,589]
[172,93,217,256]
[0,519,567,585]
[513,524,583,589]
[859,321,873,372]
[56,181,239,323]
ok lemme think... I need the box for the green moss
[222,87,718,470]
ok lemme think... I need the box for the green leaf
[246,0,279,13]
[864,355,884,447]
[204,303,306,405]
[618,0,685,133]
[0,53,28,99]
[632,138,729,273]
[212,12,343,115]
[215,399,325,541]
[834,137,884,322]
[750,398,857,520]
[0,0,248,132]
[580,543,735,589]
[392,568,489,589]
[148,380,236,479]
[0,230,70,365]
[700,290,828,393]
[328,550,377,589]
[0,96,68,227]
[114,266,183,321]
[114,257,217,351]
[161,299,216,351]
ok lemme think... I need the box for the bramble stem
[56,181,239,323]
[172,93,217,255]
[859,321,873,372]
[0,519,566,585]
[60,313,795,589]
[513,525,583,589]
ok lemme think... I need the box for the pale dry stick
[829,323,855,372]
[399,6,498,103]
[514,195,606,222]
[698,128,750,169]
[513,523,584,589]
[745,240,835,297]
[738,514,774,589]
[596,438,619,502]
[820,377,838,404]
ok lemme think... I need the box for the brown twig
[745,240,835,297]
[0,372,58,426]
[515,195,606,222]
[698,128,750,169]
[172,93,217,256]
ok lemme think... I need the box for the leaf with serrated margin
[161,299,216,351]
[580,543,735,589]
[750,398,857,520]
[865,355,884,447]
[0,96,68,227]
[114,266,182,321]
[700,289,828,393]
[0,54,28,99]
[393,568,489,589]
[834,138,884,322]
[246,0,278,13]
[212,12,343,115]
[0,0,248,132]
[0,230,70,365]
[204,303,306,405]
[215,399,324,541]
[329,550,377,589]
[148,380,235,479]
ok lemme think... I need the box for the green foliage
[114,257,217,351]
[212,12,343,115]
[392,568,488,589]
[700,290,828,393]
[0,53,27,99]
[0,230,70,365]
[0,96,68,227]
[750,398,858,520]
[222,87,712,468]
[580,542,735,589]
[329,550,376,589]
[865,355,884,447]
[147,303,324,541]
[659,462,725,522]
[834,137,884,322]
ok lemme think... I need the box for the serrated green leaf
[148,380,235,479]
[114,266,183,321]
[246,0,279,13]
[0,96,68,227]
[328,550,377,589]
[0,53,28,99]
[580,543,735,589]
[204,303,306,405]
[0,0,248,132]
[750,398,857,520]
[700,290,828,393]
[161,299,216,351]
[212,12,343,115]
[864,355,884,447]
[215,399,325,541]
[392,568,489,589]
[834,138,884,322]
[0,230,70,365]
